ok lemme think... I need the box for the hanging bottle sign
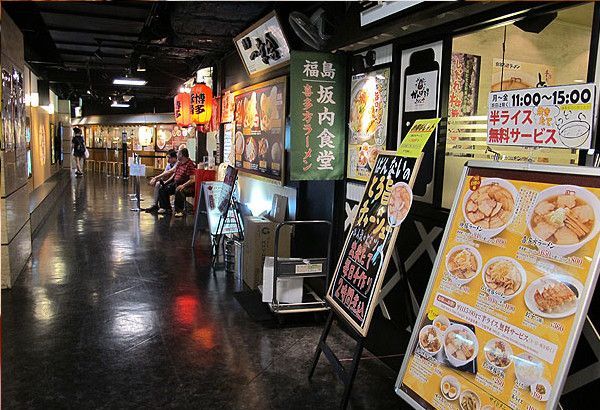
[487,83,596,149]
[326,152,422,336]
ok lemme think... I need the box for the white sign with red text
[487,83,596,149]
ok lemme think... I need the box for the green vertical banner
[290,51,346,181]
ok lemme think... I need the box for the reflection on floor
[2,174,407,409]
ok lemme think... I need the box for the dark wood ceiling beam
[38,9,147,23]
[46,26,140,38]
[60,62,128,70]
[54,41,134,50]
[59,50,131,59]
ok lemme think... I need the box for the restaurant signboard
[326,152,422,336]
[396,161,600,410]
[290,51,346,180]
[233,76,286,183]
[203,182,240,236]
[487,83,596,149]
[233,11,291,77]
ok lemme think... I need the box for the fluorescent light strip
[111,102,130,108]
[113,78,147,86]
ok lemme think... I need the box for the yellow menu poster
[395,161,600,410]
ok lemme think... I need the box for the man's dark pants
[158,181,194,211]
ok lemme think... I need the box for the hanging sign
[290,51,346,181]
[347,67,391,182]
[221,91,235,123]
[233,11,291,77]
[395,161,600,410]
[397,118,440,158]
[174,93,192,127]
[233,76,286,183]
[326,152,422,336]
[487,83,596,149]
[191,83,213,125]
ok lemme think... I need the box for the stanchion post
[121,130,128,180]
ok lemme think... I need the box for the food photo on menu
[347,68,390,182]
[233,81,284,180]
[398,171,600,410]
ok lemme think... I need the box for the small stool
[107,162,116,175]
[86,160,95,172]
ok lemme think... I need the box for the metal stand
[210,198,243,267]
[130,154,143,212]
[267,220,331,315]
[121,140,128,180]
[309,311,365,410]
[560,316,600,396]
[376,248,416,324]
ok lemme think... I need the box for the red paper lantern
[174,93,191,127]
[190,83,213,125]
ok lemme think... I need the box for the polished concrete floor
[2,174,405,409]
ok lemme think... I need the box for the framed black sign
[326,151,423,336]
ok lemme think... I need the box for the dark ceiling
[3,1,286,113]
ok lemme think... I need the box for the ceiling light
[136,60,146,72]
[43,103,55,114]
[113,78,147,86]
[29,92,39,107]
[123,95,133,102]
[111,101,130,108]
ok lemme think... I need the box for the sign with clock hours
[487,83,596,149]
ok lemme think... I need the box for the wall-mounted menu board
[396,161,600,410]
[326,152,422,336]
[233,76,286,183]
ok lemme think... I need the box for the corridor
[1,175,402,409]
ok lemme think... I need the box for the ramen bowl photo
[462,178,519,238]
[418,324,443,356]
[484,338,513,371]
[527,185,600,256]
[481,257,526,302]
[444,324,479,367]
[445,245,482,286]
[387,182,412,227]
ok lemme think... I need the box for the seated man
[157,147,196,217]
[144,149,178,213]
